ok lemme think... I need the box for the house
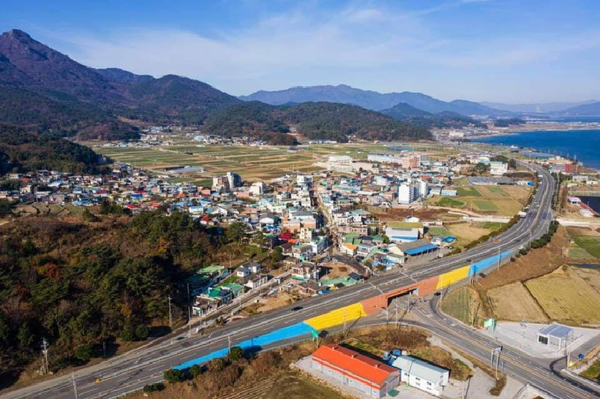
[311,344,399,399]
[291,262,320,282]
[236,262,262,277]
[390,355,449,397]
[340,243,358,256]
[242,274,269,289]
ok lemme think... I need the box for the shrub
[164,369,184,384]
[143,382,165,392]
[73,343,95,363]
[135,325,150,341]
[228,346,245,362]
[189,364,202,378]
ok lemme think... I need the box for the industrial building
[311,344,400,398]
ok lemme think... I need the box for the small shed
[537,324,573,350]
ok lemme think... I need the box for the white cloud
[51,2,600,99]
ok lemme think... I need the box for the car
[291,306,303,311]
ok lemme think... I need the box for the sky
[1,0,600,103]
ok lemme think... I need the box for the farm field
[524,266,600,325]
[566,227,600,259]
[473,199,498,212]
[573,236,600,259]
[428,226,452,237]
[94,143,326,182]
[456,186,481,197]
[446,222,500,248]
[485,282,548,323]
[427,184,531,216]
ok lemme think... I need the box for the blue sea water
[472,129,600,170]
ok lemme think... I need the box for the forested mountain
[381,103,487,129]
[0,29,240,138]
[241,84,507,116]
[0,124,104,173]
[203,101,432,142]
[0,211,217,385]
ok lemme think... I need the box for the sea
[579,196,600,213]
[472,117,600,170]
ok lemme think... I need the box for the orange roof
[312,344,397,386]
[342,243,358,250]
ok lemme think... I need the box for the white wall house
[390,355,449,397]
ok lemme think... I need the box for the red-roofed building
[311,344,399,398]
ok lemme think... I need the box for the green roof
[207,287,223,298]
[342,233,360,242]
[387,222,423,229]
[222,283,244,292]
[199,264,225,274]
[371,235,384,242]
[321,276,361,287]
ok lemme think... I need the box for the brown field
[446,222,497,248]
[573,267,600,293]
[524,266,600,325]
[474,226,570,292]
[486,282,547,323]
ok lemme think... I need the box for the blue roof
[405,244,439,256]
[539,324,572,338]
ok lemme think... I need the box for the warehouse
[311,344,399,398]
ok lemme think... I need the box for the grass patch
[479,222,504,231]
[473,200,498,212]
[428,226,451,237]
[437,197,466,208]
[457,186,482,197]
[264,372,346,399]
[440,286,482,325]
[489,186,508,196]
[573,236,600,258]
[580,359,600,383]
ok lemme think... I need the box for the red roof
[312,344,397,386]
[279,231,294,240]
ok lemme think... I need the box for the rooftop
[539,323,573,338]
[313,344,398,386]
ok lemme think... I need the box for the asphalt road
[412,296,599,399]
[1,162,558,399]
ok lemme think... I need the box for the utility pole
[227,335,232,353]
[71,373,79,399]
[168,295,173,328]
[496,246,501,270]
[490,347,502,380]
[343,308,348,335]
[41,338,49,375]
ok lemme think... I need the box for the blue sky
[2,0,599,103]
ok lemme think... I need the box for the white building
[489,161,508,176]
[227,171,243,188]
[398,181,420,204]
[368,153,404,164]
[249,182,267,195]
[390,355,449,397]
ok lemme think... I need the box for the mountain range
[0,29,242,140]
[240,85,512,116]
[480,100,598,114]
[1,28,599,148]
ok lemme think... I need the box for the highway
[1,161,559,399]
[412,297,599,399]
